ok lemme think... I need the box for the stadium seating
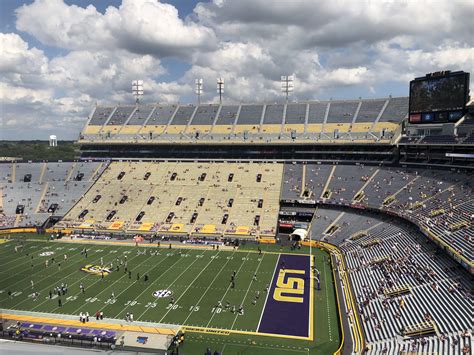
[55,161,283,238]
[0,162,106,228]
[78,98,407,145]
[305,207,472,354]
[282,164,473,264]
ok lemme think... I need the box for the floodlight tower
[217,77,225,104]
[132,80,144,104]
[195,78,203,104]
[281,75,294,102]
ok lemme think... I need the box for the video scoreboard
[409,71,470,124]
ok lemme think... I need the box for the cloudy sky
[0,0,473,140]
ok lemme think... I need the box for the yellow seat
[211,125,233,134]
[83,126,102,134]
[261,124,282,133]
[140,125,166,134]
[324,123,351,133]
[120,125,141,134]
[186,125,212,134]
[165,125,187,134]
[283,124,305,133]
[101,125,122,134]
[306,124,323,133]
[234,124,260,133]
[372,122,399,132]
[351,123,373,133]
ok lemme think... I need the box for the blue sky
[1,0,472,139]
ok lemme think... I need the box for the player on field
[30,280,34,289]
[253,273,257,281]
[238,305,244,315]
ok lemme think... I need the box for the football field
[0,238,341,354]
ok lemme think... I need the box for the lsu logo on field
[273,269,305,303]
[81,264,112,276]
[153,290,172,298]
[39,251,55,257]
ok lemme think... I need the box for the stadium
[1,1,473,355]
[1,69,473,354]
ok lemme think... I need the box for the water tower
[49,135,57,147]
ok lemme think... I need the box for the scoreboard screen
[409,71,470,124]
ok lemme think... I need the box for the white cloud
[2,0,473,139]
[16,0,217,57]
[0,31,185,139]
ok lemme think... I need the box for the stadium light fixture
[195,78,203,105]
[217,77,225,104]
[281,75,294,102]
[132,80,144,104]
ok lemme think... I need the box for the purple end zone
[258,254,311,338]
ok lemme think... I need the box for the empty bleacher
[79,97,405,145]
[281,163,473,265]
[0,162,106,228]
[55,161,283,238]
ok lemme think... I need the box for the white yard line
[158,251,223,323]
[35,249,144,313]
[204,251,251,328]
[12,245,117,309]
[0,245,110,303]
[68,251,157,315]
[181,251,236,325]
[134,250,208,321]
[0,243,71,276]
[256,254,280,331]
[230,253,266,329]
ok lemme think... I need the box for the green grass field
[0,238,341,354]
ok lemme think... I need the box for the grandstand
[281,163,473,267]
[0,162,106,228]
[55,161,282,238]
[78,97,407,146]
